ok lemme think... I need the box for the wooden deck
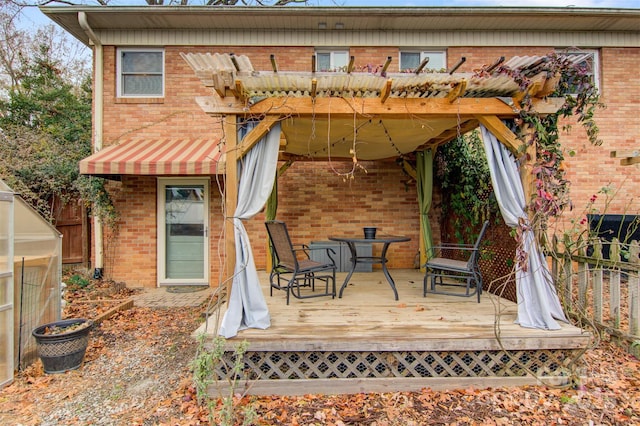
[197,269,592,396]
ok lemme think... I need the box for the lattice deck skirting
[210,348,578,395]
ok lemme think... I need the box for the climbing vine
[435,130,500,242]
[436,51,604,266]
[505,51,604,228]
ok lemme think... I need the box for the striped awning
[80,138,224,177]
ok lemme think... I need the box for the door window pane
[165,185,205,279]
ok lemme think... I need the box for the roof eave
[40,6,640,47]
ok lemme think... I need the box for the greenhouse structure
[0,180,62,387]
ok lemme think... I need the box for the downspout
[79,12,105,278]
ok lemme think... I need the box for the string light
[379,120,404,157]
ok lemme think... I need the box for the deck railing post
[629,241,639,338]
[562,250,574,312]
[593,267,604,324]
[630,272,639,337]
[576,234,588,312]
[609,238,622,328]
[577,261,589,313]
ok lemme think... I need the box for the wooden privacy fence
[551,237,639,357]
[52,196,88,265]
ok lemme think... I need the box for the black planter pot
[32,318,93,374]
[363,227,377,239]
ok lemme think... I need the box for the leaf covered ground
[1,279,639,425]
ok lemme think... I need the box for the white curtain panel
[481,125,568,330]
[219,121,281,338]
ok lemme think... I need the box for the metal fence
[15,257,61,370]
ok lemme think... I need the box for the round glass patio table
[328,235,410,300]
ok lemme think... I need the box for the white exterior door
[157,179,209,286]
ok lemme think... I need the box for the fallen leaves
[1,279,639,425]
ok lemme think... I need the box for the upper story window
[117,48,164,97]
[315,50,349,72]
[557,49,600,95]
[400,51,446,73]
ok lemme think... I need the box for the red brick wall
[94,44,639,287]
[350,47,399,72]
[100,160,420,287]
[560,47,640,218]
[101,46,220,144]
[103,177,157,287]
[266,159,421,270]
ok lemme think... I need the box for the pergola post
[224,115,238,299]
[521,134,537,211]
[223,115,281,299]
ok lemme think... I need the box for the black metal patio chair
[265,220,337,305]
[423,220,489,303]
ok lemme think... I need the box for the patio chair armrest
[293,246,337,265]
[434,244,475,250]
[293,244,333,253]
[306,246,337,265]
[427,244,477,256]
[292,245,311,258]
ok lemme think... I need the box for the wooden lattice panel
[441,217,518,303]
[480,223,518,303]
[213,349,575,381]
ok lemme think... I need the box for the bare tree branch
[275,0,307,5]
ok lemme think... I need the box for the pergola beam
[237,115,281,159]
[611,150,640,166]
[475,115,523,155]
[621,157,640,166]
[196,96,564,118]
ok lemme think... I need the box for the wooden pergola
[182,52,564,294]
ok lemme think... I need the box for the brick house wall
[95,43,640,288]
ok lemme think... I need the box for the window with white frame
[315,50,349,72]
[117,48,164,97]
[400,51,446,73]
[557,49,600,95]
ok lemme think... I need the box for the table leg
[338,241,357,298]
[381,242,399,300]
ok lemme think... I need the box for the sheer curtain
[219,121,281,338]
[481,125,568,330]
